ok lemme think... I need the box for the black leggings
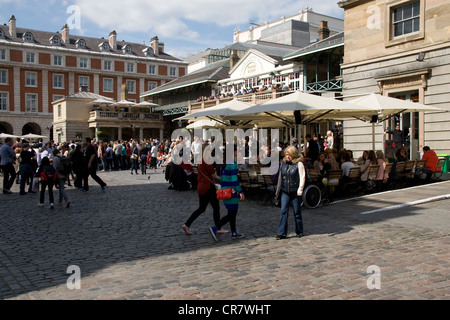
[217,209,238,233]
[185,185,221,228]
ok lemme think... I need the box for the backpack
[57,155,73,175]
[41,165,57,182]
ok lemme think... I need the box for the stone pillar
[160,128,163,142]
[118,126,123,141]
[139,127,144,141]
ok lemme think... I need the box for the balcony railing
[89,111,162,122]
[306,79,342,92]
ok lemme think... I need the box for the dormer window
[143,47,154,57]
[123,44,133,54]
[50,35,61,46]
[23,32,34,43]
[99,42,110,52]
[0,29,5,39]
[76,39,86,49]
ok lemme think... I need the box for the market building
[0,15,186,141]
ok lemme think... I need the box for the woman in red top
[182,145,228,236]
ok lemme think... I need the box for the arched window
[50,35,61,46]
[0,29,4,39]
[23,32,34,43]
[76,39,86,49]
[100,42,110,52]
[123,45,132,54]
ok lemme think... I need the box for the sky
[0,0,344,59]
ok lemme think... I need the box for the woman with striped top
[209,145,245,241]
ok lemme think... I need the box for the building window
[53,55,63,66]
[25,72,37,87]
[79,58,88,68]
[0,70,7,85]
[50,36,61,46]
[0,92,8,111]
[23,32,34,43]
[126,63,135,73]
[100,42,110,52]
[53,74,64,89]
[53,95,64,103]
[123,45,133,54]
[79,76,89,90]
[392,1,420,38]
[76,39,86,49]
[25,94,38,112]
[169,67,177,76]
[103,60,113,71]
[26,52,36,63]
[0,29,4,39]
[148,65,156,75]
[103,78,113,92]
[0,49,6,60]
[148,82,157,91]
[126,80,136,93]
[57,104,61,118]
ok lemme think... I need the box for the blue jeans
[277,191,304,236]
[19,163,34,193]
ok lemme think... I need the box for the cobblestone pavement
[1,169,449,300]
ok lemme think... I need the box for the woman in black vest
[275,146,306,239]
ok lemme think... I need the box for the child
[36,157,56,209]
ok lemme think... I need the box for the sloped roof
[0,25,182,62]
[141,59,230,97]
[284,32,344,60]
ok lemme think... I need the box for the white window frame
[25,72,37,87]
[25,52,36,64]
[76,39,86,49]
[25,93,38,113]
[126,62,135,73]
[23,32,34,43]
[0,92,9,111]
[52,95,65,103]
[79,76,89,90]
[126,80,136,94]
[103,78,113,93]
[103,60,113,71]
[0,49,7,61]
[148,81,157,91]
[53,74,64,89]
[169,67,177,77]
[148,64,157,75]
[50,36,61,46]
[0,69,7,85]
[79,57,89,68]
[53,55,63,66]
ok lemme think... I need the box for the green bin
[437,154,450,173]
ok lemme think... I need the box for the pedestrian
[81,137,107,192]
[19,143,37,195]
[130,141,139,175]
[139,143,149,175]
[70,143,84,189]
[274,145,306,239]
[36,156,56,209]
[182,144,228,236]
[1,137,16,194]
[209,144,245,241]
[53,149,71,207]
[150,142,158,169]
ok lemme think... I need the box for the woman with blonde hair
[376,150,389,183]
[274,145,306,239]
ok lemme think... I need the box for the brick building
[0,15,187,140]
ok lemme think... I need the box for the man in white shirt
[191,136,201,164]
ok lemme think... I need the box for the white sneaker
[50,203,54,209]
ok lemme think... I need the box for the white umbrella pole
[372,123,375,151]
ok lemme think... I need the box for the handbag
[199,168,234,200]
[32,177,40,193]
[216,187,235,200]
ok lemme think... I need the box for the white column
[118,126,123,141]
[69,72,75,94]
[160,128,163,142]
[94,74,100,94]
[139,127,144,141]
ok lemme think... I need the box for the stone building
[338,0,450,158]
[0,15,187,140]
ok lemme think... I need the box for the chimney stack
[9,15,16,38]
[109,30,117,50]
[319,20,330,41]
[61,24,69,43]
[150,36,159,56]
[230,50,239,69]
